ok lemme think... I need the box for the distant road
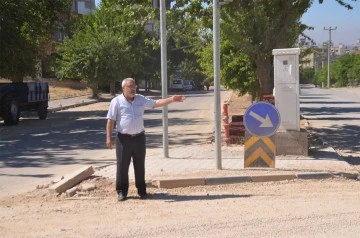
[300,84,360,157]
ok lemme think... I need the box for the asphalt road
[0,89,230,198]
[300,84,360,157]
[1,85,358,198]
[1,85,360,237]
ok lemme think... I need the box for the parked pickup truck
[0,82,49,125]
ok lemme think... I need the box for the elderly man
[106,78,185,201]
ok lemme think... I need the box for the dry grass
[227,92,252,121]
[44,79,92,100]
[47,81,92,100]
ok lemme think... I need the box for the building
[42,0,96,77]
[298,38,360,71]
[145,0,171,33]
[72,0,96,15]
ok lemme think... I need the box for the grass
[47,80,92,100]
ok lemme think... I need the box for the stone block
[276,130,308,156]
[49,166,95,194]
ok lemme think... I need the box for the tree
[0,0,71,82]
[56,0,157,96]
[314,53,360,87]
[168,0,356,96]
[300,67,315,84]
[314,66,327,86]
[220,1,310,96]
[348,54,360,86]
[220,39,259,96]
[329,53,360,87]
[166,1,208,86]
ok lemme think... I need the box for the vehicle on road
[0,82,49,125]
[183,80,195,91]
[171,79,184,92]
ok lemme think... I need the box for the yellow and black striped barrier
[244,130,276,168]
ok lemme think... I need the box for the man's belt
[118,131,144,138]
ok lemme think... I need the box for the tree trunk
[255,55,273,96]
[145,79,149,91]
[110,82,116,96]
[90,83,98,98]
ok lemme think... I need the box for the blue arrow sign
[244,102,281,137]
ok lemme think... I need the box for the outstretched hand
[172,95,186,102]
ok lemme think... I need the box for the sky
[95,0,360,46]
[301,0,360,46]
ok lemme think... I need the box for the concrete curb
[48,92,158,113]
[296,172,333,180]
[49,101,98,112]
[154,171,359,189]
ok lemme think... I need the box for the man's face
[123,81,137,99]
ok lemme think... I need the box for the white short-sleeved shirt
[106,94,157,134]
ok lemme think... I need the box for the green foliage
[348,54,360,86]
[221,40,258,96]
[221,0,311,95]
[300,67,315,84]
[0,0,71,81]
[314,66,327,86]
[331,54,360,87]
[56,0,157,87]
[314,54,360,87]
[168,0,357,95]
[167,0,209,85]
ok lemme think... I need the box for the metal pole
[323,26,337,88]
[213,0,222,169]
[160,0,169,158]
[327,30,330,88]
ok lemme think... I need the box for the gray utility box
[272,48,300,131]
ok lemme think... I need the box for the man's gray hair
[121,78,135,88]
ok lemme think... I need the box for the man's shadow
[126,193,252,202]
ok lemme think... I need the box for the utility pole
[323,26,337,88]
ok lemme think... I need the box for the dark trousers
[116,132,146,196]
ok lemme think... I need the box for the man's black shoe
[139,193,148,200]
[118,193,127,201]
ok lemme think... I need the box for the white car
[183,80,194,91]
[171,79,184,91]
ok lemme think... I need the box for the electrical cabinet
[272,48,300,131]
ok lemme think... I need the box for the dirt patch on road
[2,177,360,237]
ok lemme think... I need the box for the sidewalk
[94,143,358,188]
[48,95,103,112]
[48,93,359,188]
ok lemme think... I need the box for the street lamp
[213,0,232,169]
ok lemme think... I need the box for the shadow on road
[300,85,360,155]
[0,103,213,169]
[128,193,252,202]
